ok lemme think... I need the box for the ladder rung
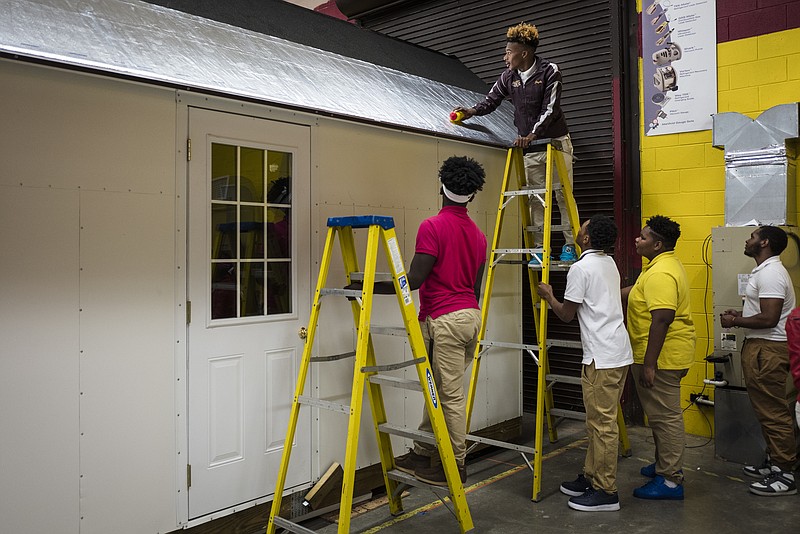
[525,224,571,232]
[310,350,356,363]
[320,288,362,298]
[505,185,562,196]
[378,423,437,444]
[493,248,539,255]
[370,325,408,336]
[362,356,426,373]
[546,373,581,386]
[465,433,537,455]
[271,515,317,534]
[297,395,350,415]
[369,374,423,391]
[386,468,452,492]
[547,339,583,349]
[550,408,586,421]
[349,272,393,282]
[479,340,540,351]
[528,262,573,272]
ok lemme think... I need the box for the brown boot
[394,449,430,475]
[415,457,466,486]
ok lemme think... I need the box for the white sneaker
[749,467,796,496]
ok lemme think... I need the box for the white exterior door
[187,108,312,519]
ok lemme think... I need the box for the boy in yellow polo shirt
[623,215,695,500]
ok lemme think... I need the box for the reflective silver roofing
[0,0,515,146]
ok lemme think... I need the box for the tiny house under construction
[0,1,526,532]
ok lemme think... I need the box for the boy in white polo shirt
[537,214,633,511]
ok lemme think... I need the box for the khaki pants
[413,308,481,463]
[523,134,575,246]
[582,361,629,493]
[632,364,688,484]
[741,338,798,471]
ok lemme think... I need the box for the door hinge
[187,138,192,161]
[186,300,191,324]
[187,464,192,488]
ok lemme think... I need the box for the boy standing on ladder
[353,156,487,485]
[537,215,633,511]
[452,21,577,260]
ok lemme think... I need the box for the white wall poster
[643,0,717,136]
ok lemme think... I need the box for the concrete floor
[294,415,797,534]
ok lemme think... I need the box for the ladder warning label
[398,274,412,306]
[426,368,438,408]
[387,237,404,277]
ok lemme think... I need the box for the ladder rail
[267,226,338,534]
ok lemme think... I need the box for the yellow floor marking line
[361,437,588,534]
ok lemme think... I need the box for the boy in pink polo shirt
[391,156,487,485]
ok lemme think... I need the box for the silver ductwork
[712,103,799,226]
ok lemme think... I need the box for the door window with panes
[210,143,293,319]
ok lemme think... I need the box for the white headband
[441,183,474,204]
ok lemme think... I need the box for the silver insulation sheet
[0,0,515,146]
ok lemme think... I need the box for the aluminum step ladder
[267,215,473,534]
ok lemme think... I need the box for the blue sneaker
[640,463,656,478]
[633,476,684,500]
[560,244,577,261]
[528,249,545,267]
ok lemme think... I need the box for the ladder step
[369,374,423,391]
[493,248,540,255]
[478,340,540,351]
[379,424,537,455]
[547,339,583,349]
[503,185,562,196]
[349,271,393,282]
[465,433,536,455]
[362,356,426,373]
[386,468,454,492]
[545,373,581,386]
[379,423,437,444]
[528,262,573,271]
[297,395,350,415]
[310,350,356,363]
[272,516,316,534]
[320,288,362,298]
[549,408,586,421]
[525,224,571,232]
[370,325,408,336]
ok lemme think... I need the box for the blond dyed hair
[506,22,539,49]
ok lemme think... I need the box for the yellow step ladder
[267,215,473,534]
[464,143,630,503]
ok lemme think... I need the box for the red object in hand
[450,111,464,122]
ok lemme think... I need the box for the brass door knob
[298,326,308,340]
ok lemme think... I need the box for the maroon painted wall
[717,0,800,42]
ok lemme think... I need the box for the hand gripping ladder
[464,143,630,503]
[267,215,473,534]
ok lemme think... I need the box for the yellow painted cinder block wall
[639,26,800,437]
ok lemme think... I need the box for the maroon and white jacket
[472,56,569,141]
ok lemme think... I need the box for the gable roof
[0,0,515,147]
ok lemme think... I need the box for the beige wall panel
[0,60,175,195]
[78,189,176,534]
[0,185,80,533]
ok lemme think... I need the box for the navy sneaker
[743,459,773,479]
[568,487,620,512]
[749,467,796,496]
[640,462,656,478]
[633,475,684,500]
[560,473,591,497]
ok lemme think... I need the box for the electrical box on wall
[711,225,800,388]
